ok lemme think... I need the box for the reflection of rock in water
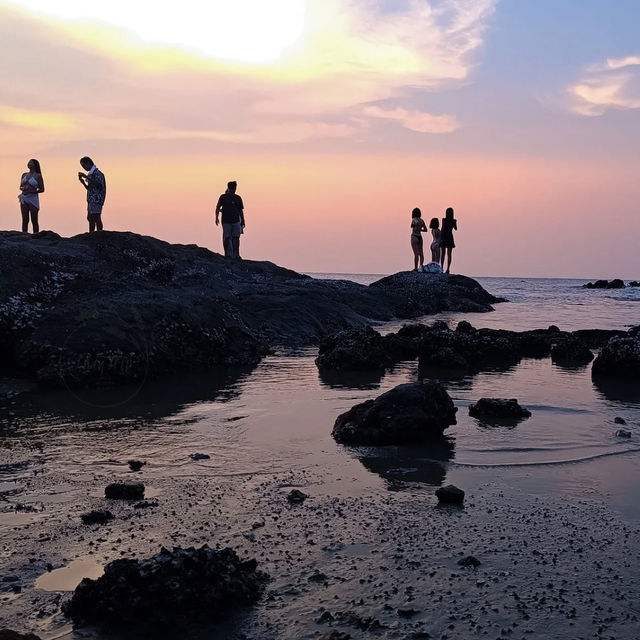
[4,366,254,425]
[355,438,455,490]
[592,375,640,405]
[317,367,384,390]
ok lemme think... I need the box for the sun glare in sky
[7,0,306,64]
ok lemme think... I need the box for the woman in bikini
[410,207,427,271]
[18,159,44,234]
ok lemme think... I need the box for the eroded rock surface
[469,398,531,420]
[592,328,640,378]
[63,546,268,628]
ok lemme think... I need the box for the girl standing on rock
[440,207,457,274]
[18,159,44,234]
[429,217,441,264]
[410,207,427,271]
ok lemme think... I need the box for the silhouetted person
[78,156,106,233]
[429,217,441,263]
[440,207,457,274]
[215,180,245,258]
[19,159,44,233]
[410,207,427,271]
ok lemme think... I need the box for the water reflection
[2,366,255,428]
[351,438,455,490]
[592,376,640,406]
[317,367,384,390]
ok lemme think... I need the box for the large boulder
[64,546,268,628]
[332,380,457,445]
[316,327,391,371]
[592,334,640,377]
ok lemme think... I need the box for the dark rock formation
[583,279,625,289]
[469,398,531,420]
[369,271,504,318]
[287,489,308,504]
[316,326,392,371]
[550,336,593,366]
[615,429,631,438]
[0,631,42,640]
[190,453,211,461]
[0,231,502,390]
[592,331,640,378]
[80,510,114,525]
[435,484,465,504]
[614,417,627,425]
[127,460,145,472]
[63,546,268,628]
[332,380,457,445]
[629,281,640,287]
[104,483,145,500]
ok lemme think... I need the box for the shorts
[88,205,103,215]
[222,222,242,239]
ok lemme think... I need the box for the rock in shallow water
[468,398,531,420]
[592,332,640,378]
[332,380,457,445]
[63,546,269,628]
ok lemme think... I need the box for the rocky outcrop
[332,380,457,445]
[0,231,503,390]
[592,329,640,378]
[0,631,42,640]
[468,398,531,420]
[369,271,505,317]
[317,321,624,379]
[104,483,145,500]
[583,279,625,289]
[435,484,465,504]
[550,336,594,366]
[64,546,268,628]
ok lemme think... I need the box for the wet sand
[1,349,640,639]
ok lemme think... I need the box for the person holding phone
[78,156,106,232]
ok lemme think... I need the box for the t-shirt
[217,193,244,224]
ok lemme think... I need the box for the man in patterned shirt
[78,156,107,233]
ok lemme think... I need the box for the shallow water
[2,275,640,638]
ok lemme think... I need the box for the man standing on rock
[215,181,245,259]
[78,156,107,233]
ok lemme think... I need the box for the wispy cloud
[0,0,496,151]
[569,55,640,116]
[363,106,458,133]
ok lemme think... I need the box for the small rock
[614,416,627,425]
[287,489,308,504]
[397,607,420,618]
[189,453,210,461]
[469,398,531,420]
[435,484,465,505]
[80,510,114,525]
[127,460,145,472]
[457,555,482,567]
[615,429,632,438]
[104,483,145,500]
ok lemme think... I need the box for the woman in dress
[18,159,44,233]
[439,207,457,274]
[429,217,441,264]
[410,207,427,271]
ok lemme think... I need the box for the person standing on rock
[18,159,45,234]
[78,156,106,233]
[429,217,441,264]
[440,207,457,274]
[410,207,427,271]
[215,181,245,259]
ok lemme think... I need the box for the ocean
[2,274,640,639]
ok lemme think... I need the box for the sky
[0,0,639,278]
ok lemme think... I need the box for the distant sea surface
[308,273,640,331]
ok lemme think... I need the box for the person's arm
[19,173,27,192]
[421,220,428,232]
[215,196,223,226]
[239,196,245,227]
[453,219,458,230]
[37,174,45,193]
[78,172,88,190]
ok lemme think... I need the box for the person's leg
[418,238,424,268]
[411,237,419,270]
[20,204,30,233]
[95,215,103,231]
[445,248,452,273]
[233,235,241,259]
[87,214,95,233]
[31,206,39,234]
[440,245,446,269]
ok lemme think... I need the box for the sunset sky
[1,0,638,277]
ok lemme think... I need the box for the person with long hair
[440,207,457,274]
[410,207,427,271]
[18,159,44,233]
[429,217,441,264]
